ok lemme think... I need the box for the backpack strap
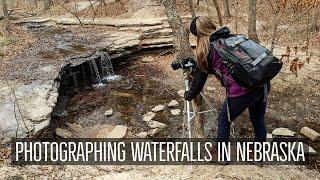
[224,77,232,123]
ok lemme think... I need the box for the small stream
[42,63,183,139]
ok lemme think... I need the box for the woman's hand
[184,91,193,101]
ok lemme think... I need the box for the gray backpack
[210,27,283,88]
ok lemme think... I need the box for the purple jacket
[184,48,251,101]
[211,48,252,97]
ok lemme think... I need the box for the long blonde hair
[195,16,217,72]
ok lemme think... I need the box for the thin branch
[13,98,20,138]
[81,0,100,22]
[274,5,313,45]
[57,1,83,24]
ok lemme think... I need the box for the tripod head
[171,57,196,73]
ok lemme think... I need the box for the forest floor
[0,0,320,179]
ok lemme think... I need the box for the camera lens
[171,60,181,70]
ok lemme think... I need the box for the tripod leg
[184,78,192,138]
[183,99,187,137]
[186,100,192,138]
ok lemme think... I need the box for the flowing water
[92,52,122,88]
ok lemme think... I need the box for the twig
[81,0,100,22]
[57,1,83,24]
[4,80,33,137]
[13,98,20,138]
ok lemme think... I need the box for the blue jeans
[217,87,268,142]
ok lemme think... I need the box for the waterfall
[90,59,102,84]
[101,53,115,77]
[101,52,121,81]
[91,52,121,88]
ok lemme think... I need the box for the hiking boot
[248,144,263,167]
[209,146,229,165]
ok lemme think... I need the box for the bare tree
[161,0,194,59]
[161,0,204,138]
[187,0,196,19]
[222,0,231,17]
[232,1,239,33]
[270,5,313,52]
[269,0,282,53]
[205,0,212,18]
[2,0,9,19]
[248,0,260,42]
[212,0,223,26]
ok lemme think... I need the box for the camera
[171,58,196,70]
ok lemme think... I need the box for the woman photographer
[185,16,269,143]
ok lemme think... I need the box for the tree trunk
[269,0,281,53]
[44,0,50,10]
[212,0,223,26]
[310,7,318,31]
[222,0,231,17]
[2,0,9,19]
[248,0,260,42]
[161,0,194,59]
[187,0,196,19]
[161,0,204,138]
[204,0,212,20]
[232,1,239,33]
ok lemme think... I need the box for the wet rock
[151,105,165,112]
[6,175,24,180]
[206,86,216,92]
[104,109,114,117]
[92,83,107,89]
[272,127,295,137]
[266,133,273,142]
[96,125,114,138]
[127,64,140,70]
[66,123,83,133]
[168,100,179,107]
[147,120,166,129]
[136,132,148,138]
[300,126,320,141]
[142,112,156,122]
[55,128,72,138]
[267,133,273,139]
[141,56,154,63]
[170,109,181,116]
[110,91,135,98]
[178,89,185,98]
[54,110,69,118]
[294,142,317,155]
[283,102,290,111]
[147,128,159,137]
[295,102,305,112]
[32,120,49,136]
[107,125,128,138]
